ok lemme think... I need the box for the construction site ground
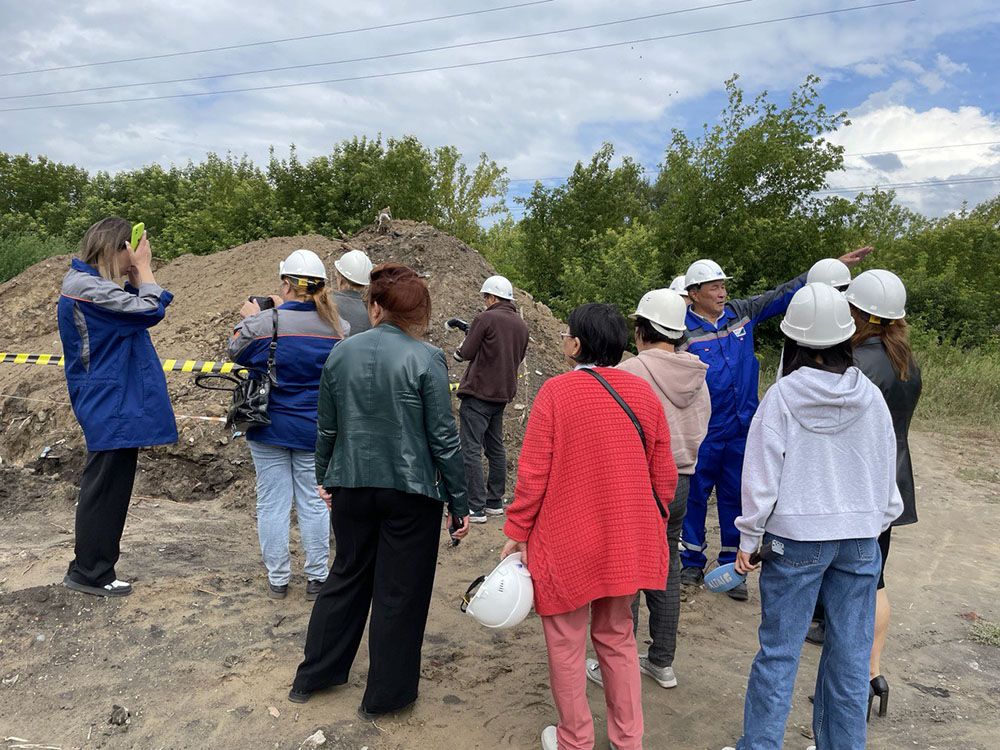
[1,223,998,749]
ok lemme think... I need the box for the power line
[507,140,1000,183]
[0,1,753,101]
[0,1,555,78]
[845,140,1000,157]
[817,175,1000,193]
[0,0,917,114]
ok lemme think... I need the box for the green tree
[652,74,851,293]
[518,143,650,300]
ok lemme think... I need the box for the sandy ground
[1,429,998,750]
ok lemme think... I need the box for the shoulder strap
[266,308,279,383]
[581,368,667,518]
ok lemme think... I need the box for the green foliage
[0,233,73,284]
[0,136,507,279]
[652,75,852,292]
[517,143,650,299]
[556,225,661,318]
[908,325,1000,429]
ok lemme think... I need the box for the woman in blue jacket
[229,249,346,601]
[58,217,178,598]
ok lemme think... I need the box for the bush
[0,233,72,283]
[909,326,1000,430]
[757,327,1000,430]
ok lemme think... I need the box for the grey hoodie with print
[736,366,903,553]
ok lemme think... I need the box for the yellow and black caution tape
[0,352,247,375]
[0,352,66,367]
[1,352,536,395]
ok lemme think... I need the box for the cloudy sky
[2,0,998,218]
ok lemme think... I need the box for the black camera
[249,295,275,310]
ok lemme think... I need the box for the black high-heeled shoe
[867,675,889,720]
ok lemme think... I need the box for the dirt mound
[0,220,564,506]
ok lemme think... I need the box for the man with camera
[449,276,529,524]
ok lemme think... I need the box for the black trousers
[292,486,443,713]
[458,396,507,513]
[67,448,139,587]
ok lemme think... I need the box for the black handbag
[196,309,278,433]
[580,368,668,518]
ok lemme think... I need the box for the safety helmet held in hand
[280,249,327,280]
[668,275,690,297]
[807,258,852,291]
[631,288,687,336]
[481,275,515,300]
[684,259,730,289]
[845,269,906,321]
[334,249,374,286]
[462,552,533,629]
[780,282,856,347]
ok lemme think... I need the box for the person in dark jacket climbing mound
[677,247,874,601]
[57,217,178,598]
[290,264,469,720]
[229,249,347,602]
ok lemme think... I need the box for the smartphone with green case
[130,222,145,251]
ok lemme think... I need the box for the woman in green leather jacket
[289,263,469,718]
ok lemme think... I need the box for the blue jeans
[738,533,880,750]
[248,441,330,586]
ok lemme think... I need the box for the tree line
[1,75,997,350]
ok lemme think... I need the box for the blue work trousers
[736,533,880,750]
[680,434,745,569]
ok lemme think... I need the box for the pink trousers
[541,594,643,750]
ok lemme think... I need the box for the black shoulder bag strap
[265,308,279,384]
[581,368,667,518]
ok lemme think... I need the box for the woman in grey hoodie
[585,288,710,692]
[725,284,902,750]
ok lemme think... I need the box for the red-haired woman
[289,264,469,719]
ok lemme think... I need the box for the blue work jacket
[228,300,345,452]
[681,274,806,441]
[57,258,178,452]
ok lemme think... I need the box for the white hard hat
[780,282,856,347]
[279,249,327,280]
[631,288,688,336]
[668,275,690,297]
[481,275,514,300]
[685,259,730,289]
[845,269,906,320]
[807,258,852,290]
[462,552,533,629]
[334,249,374,286]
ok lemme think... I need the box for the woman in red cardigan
[502,303,678,750]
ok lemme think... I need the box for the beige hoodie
[618,349,711,475]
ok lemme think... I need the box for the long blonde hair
[283,275,344,338]
[79,217,130,281]
[850,307,914,381]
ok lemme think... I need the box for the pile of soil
[0,220,565,507]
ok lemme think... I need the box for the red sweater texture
[504,368,678,616]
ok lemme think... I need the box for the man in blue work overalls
[678,248,873,600]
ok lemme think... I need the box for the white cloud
[827,105,1000,216]
[936,53,969,76]
[0,0,997,220]
[854,62,887,78]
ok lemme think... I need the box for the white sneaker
[638,655,678,688]
[469,511,488,524]
[541,725,557,750]
[584,658,604,687]
[484,506,505,516]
